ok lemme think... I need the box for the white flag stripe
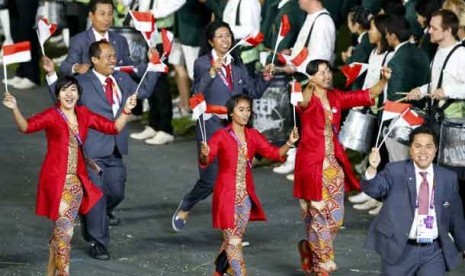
[3,51,31,65]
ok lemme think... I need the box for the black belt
[407,239,437,247]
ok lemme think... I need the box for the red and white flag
[2,41,32,65]
[189,93,207,120]
[161,28,174,57]
[395,109,424,127]
[204,104,228,120]
[290,81,303,106]
[129,11,156,45]
[147,51,168,73]
[381,100,412,122]
[236,32,264,48]
[340,63,369,87]
[114,65,138,74]
[275,15,290,47]
[290,47,311,75]
[37,18,57,46]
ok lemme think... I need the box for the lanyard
[415,184,435,215]
[55,108,84,146]
[209,55,233,91]
[227,128,252,170]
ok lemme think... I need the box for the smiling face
[310,63,333,89]
[89,3,114,34]
[209,26,233,57]
[91,43,116,76]
[230,99,252,127]
[409,133,437,170]
[58,84,79,111]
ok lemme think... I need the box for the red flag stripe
[3,41,31,56]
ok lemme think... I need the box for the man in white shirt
[361,126,465,276]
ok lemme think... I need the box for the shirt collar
[394,41,409,53]
[92,69,112,85]
[211,49,233,66]
[92,28,109,42]
[413,162,434,177]
[278,0,291,9]
[358,32,367,44]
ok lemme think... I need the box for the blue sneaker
[172,200,187,232]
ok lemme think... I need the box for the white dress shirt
[408,163,438,240]
[93,69,123,117]
[223,0,261,40]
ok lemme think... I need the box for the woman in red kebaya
[200,94,299,276]
[2,76,136,276]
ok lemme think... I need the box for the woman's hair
[372,14,391,53]
[349,5,373,30]
[54,76,82,100]
[415,0,442,28]
[226,94,253,127]
[305,59,330,76]
[199,21,242,65]
[443,0,465,18]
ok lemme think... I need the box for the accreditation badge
[416,215,435,243]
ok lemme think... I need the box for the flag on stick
[161,29,174,57]
[290,47,311,77]
[114,66,138,74]
[270,15,290,65]
[340,63,369,87]
[2,41,32,65]
[225,32,264,57]
[129,11,156,46]
[189,93,208,142]
[290,80,303,128]
[37,18,57,55]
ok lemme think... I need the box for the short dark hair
[306,59,330,76]
[350,5,372,30]
[385,15,412,42]
[409,125,438,148]
[89,40,110,61]
[226,94,253,127]
[199,21,241,65]
[415,0,442,27]
[431,9,460,37]
[89,0,114,13]
[54,76,82,101]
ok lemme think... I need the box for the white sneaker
[273,148,296,174]
[368,203,383,215]
[348,192,371,203]
[130,126,157,140]
[12,78,38,90]
[145,131,174,145]
[2,76,23,86]
[286,173,294,181]
[353,198,380,210]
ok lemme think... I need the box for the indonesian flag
[275,15,291,47]
[37,18,57,46]
[381,101,412,122]
[276,52,290,65]
[290,47,311,75]
[204,104,228,120]
[398,109,424,127]
[129,11,156,45]
[161,28,174,57]
[236,32,264,47]
[147,51,168,73]
[290,81,303,106]
[189,93,207,120]
[2,41,32,65]
[341,63,369,87]
[114,65,138,74]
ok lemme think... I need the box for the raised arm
[2,92,27,132]
[368,66,391,99]
[114,94,137,132]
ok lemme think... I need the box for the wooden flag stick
[377,96,408,111]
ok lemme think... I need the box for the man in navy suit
[44,40,161,260]
[60,0,145,77]
[361,126,465,275]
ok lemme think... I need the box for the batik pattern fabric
[302,108,344,274]
[221,143,251,276]
[50,126,83,276]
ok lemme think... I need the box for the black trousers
[148,73,173,134]
[8,0,40,84]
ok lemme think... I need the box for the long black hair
[54,76,82,101]
[199,21,242,65]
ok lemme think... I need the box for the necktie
[104,77,114,105]
[224,64,233,90]
[418,171,429,215]
[101,38,107,42]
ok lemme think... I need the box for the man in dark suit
[361,126,465,275]
[44,41,161,260]
[60,0,145,77]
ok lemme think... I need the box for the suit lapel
[406,161,417,211]
[433,165,444,220]
[88,72,108,104]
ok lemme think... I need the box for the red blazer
[25,105,118,221]
[201,125,285,229]
[294,89,374,201]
